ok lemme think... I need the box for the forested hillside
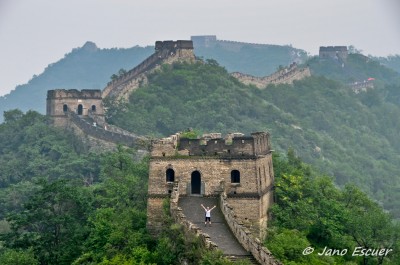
[0,111,398,264]
[106,58,400,218]
[375,55,400,74]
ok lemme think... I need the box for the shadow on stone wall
[67,110,139,147]
[219,192,282,265]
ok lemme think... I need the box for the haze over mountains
[1,37,399,124]
[0,37,309,123]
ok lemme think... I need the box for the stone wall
[148,157,263,197]
[232,64,311,88]
[151,132,271,157]
[146,196,168,235]
[66,110,138,147]
[219,193,282,265]
[102,40,196,100]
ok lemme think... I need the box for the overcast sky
[0,0,399,97]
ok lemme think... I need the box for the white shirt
[205,209,211,217]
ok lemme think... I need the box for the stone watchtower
[319,46,348,61]
[46,89,105,126]
[147,132,275,238]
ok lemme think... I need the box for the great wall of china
[231,63,311,88]
[102,40,195,100]
[46,39,315,264]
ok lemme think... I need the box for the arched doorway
[91,105,96,112]
[191,171,201,194]
[63,104,68,112]
[77,104,83,115]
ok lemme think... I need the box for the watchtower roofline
[46,89,104,117]
[47,89,102,100]
[155,40,194,51]
[151,131,272,157]
[319,46,348,60]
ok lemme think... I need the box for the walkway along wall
[219,192,282,265]
[167,182,282,264]
[232,63,311,88]
[66,110,142,147]
[102,40,195,100]
[169,182,219,250]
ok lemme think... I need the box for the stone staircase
[225,254,259,264]
[178,196,259,264]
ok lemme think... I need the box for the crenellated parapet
[232,63,311,88]
[151,132,272,158]
[319,46,348,61]
[47,89,104,117]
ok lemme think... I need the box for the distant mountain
[0,42,154,122]
[0,38,308,123]
[191,36,308,76]
[374,54,400,73]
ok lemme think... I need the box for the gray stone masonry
[178,196,249,256]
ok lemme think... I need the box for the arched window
[91,105,96,112]
[77,104,83,115]
[63,104,68,112]
[166,168,175,182]
[231,170,240,183]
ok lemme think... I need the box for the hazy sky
[0,0,399,96]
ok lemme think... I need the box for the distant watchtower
[46,89,104,126]
[319,46,348,61]
[147,132,275,238]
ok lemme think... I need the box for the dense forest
[106,58,400,219]
[0,111,245,265]
[0,111,398,264]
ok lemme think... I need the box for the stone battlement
[47,89,102,99]
[151,132,272,157]
[47,89,104,117]
[232,63,311,88]
[319,46,348,60]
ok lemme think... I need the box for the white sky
[0,0,399,97]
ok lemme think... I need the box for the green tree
[0,248,39,265]
[3,179,92,265]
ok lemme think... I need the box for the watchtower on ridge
[46,89,104,126]
[147,131,275,239]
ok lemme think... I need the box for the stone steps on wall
[225,254,259,264]
[178,196,255,259]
